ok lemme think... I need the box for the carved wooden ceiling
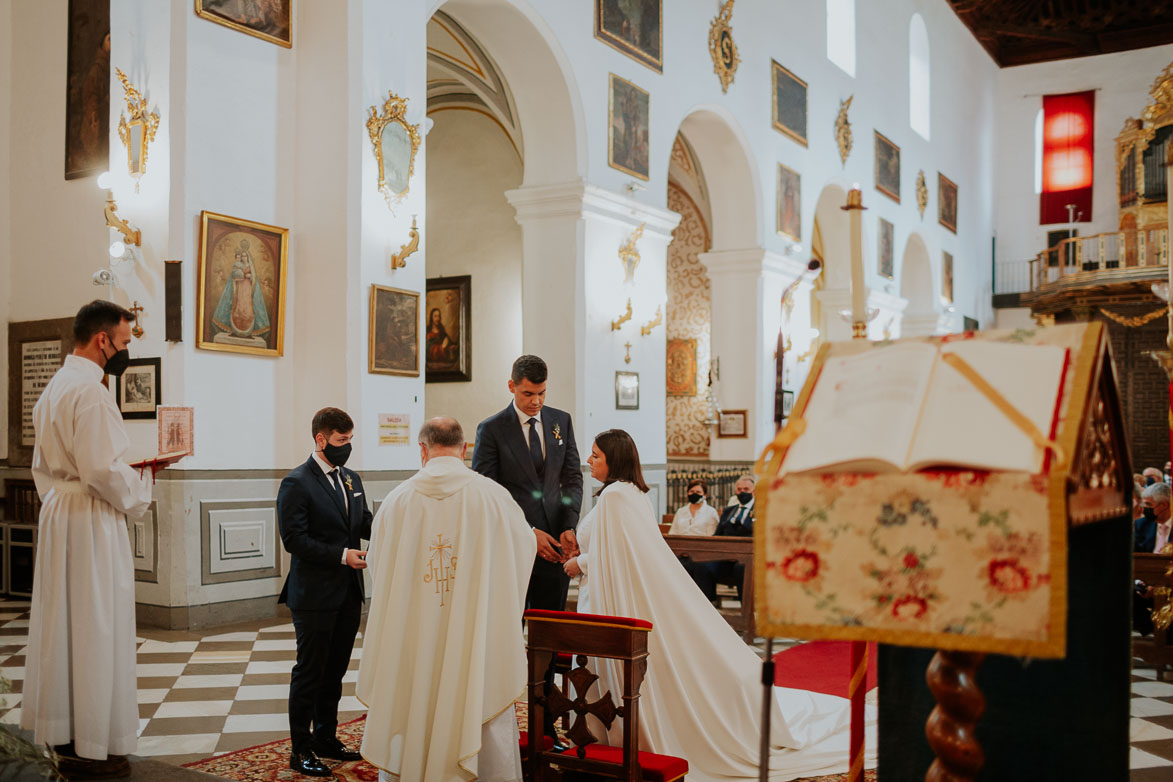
[946,1,1173,67]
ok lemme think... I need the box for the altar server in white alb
[358,417,536,782]
[21,300,155,780]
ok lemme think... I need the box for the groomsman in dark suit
[277,407,373,777]
[473,355,584,612]
[689,474,756,603]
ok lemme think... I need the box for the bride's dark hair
[594,429,649,493]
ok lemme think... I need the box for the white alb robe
[21,355,153,759]
[357,455,536,782]
[575,481,878,782]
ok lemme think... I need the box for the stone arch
[900,232,937,336]
[430,0,585,186]
[674,106,761,250]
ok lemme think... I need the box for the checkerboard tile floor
[0,597,1170,778]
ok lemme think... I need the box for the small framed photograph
[939,172,958,234]
[874,131,901,203]
[116,357,161,419]
[717,409,748,438]
[780,390,795,419]
[615,371,640,410]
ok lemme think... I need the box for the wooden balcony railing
[1029,226,1169,292]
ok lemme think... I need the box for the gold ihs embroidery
[423,534,457,606]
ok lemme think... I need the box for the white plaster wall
[995,45,1173,270]
[0,0,11,462]
[424,109,523,434]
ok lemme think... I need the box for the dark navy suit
[277,456,373,752]
[471,403,582,610]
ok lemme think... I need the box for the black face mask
[737,491,754,505]
[1143,506,1158,523]
[322,441,352,467]
[101,342,131,377]
[687,493,704,505]
[1146,476,1157,486]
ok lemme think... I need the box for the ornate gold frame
[771,60,807,147]
[194,0,291,48]
[368,284,420,377]
[708,0,739,93]
[594,0,662,73]
[607,74,651,181]
[938,172,958,234]
[366,91,422,209]
[115,68,159,186]
[196,211,289,357]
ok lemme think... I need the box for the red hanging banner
[1040,90,1094,226]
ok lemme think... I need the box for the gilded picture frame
[874,131,901,204]
[666,338,697,397]
[425,275,472,383]
[196,211,289,357]
[615,370,640,410]
[194,0,291,48]
[116,357,161,420]
[595,0,662,73]
[367,91,422,210]
[608,74,650,181]
[115,68,160,181]
[369,284,420,377]
[771,61,808,147]
[939,172,958,234]
[777,163,802,242]
[877,217,895,280]
[942,251,954,304]
[64,0,109,180]
[717,409,748,438]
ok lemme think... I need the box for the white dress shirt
[312,451,351,564]
[1156,520,1172,553]
[513,402,546,459]
[668,501,720,536]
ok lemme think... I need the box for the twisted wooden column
[924,650,986,782]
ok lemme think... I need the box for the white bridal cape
[357,456,536,782]
[575,481,878,782]
[22,355,153,759]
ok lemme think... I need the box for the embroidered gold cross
[423,534,457,606]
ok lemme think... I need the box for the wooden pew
[1134,552,1173,679]
[662,533,754,642]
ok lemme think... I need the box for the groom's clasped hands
[534,528,579,564]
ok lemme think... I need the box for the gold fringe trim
[1097,305,1168,328]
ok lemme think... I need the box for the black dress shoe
[289,750,333,777]
[312,736,362,761]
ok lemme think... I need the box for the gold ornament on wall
[367,91,421,210]
[115,68,160,191]
[834,95,853,165]
[916,170,928,218]
[390,216,419,270]
[611,298,633,331]
[619,223,645,283]
[640,305,663,336]
[708,0,739,94]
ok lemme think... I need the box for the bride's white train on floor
[573,481,878,782]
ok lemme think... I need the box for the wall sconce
[98,172,141,251]
[611,298,633,331]
[115,68,160,189]
[639,305,662,336]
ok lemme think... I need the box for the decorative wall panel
[200,499,281,585]
[127,501,158,583]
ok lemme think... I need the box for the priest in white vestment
[357,417,536,782]
[22,301,154,777]
[564,429,878,782]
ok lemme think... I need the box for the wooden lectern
[753,322,1131,780]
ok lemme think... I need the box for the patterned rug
[184,705,872,782]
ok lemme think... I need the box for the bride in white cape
[562,429,877,782]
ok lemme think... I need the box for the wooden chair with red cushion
[523,609,688,782]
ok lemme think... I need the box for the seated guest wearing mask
[688,475,757,603]
[1143,467,1164,487]
[668,479,719,536]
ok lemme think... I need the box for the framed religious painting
[609,74,650,180]
[595,0,662,73]
[195,0,291,48]
[877,217,895,280]
[615,371,640,410]
[874,131,901,203]
[717,409,747,438]
[942,251,954,304]
[777,164,802,241]
[65,0,110,179]
[115,357,161,420]
[196,211,289,357]
[939,172,958,233]
[771,61,807,147]
[665,338,697,396]
[369,285,420,377]
[424,275,471,383]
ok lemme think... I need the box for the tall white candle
[847,187,866,327]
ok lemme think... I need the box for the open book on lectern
[782,339,1069,475]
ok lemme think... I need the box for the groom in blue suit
[473,355,583,612]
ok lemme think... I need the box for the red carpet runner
[773,641,879,698]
